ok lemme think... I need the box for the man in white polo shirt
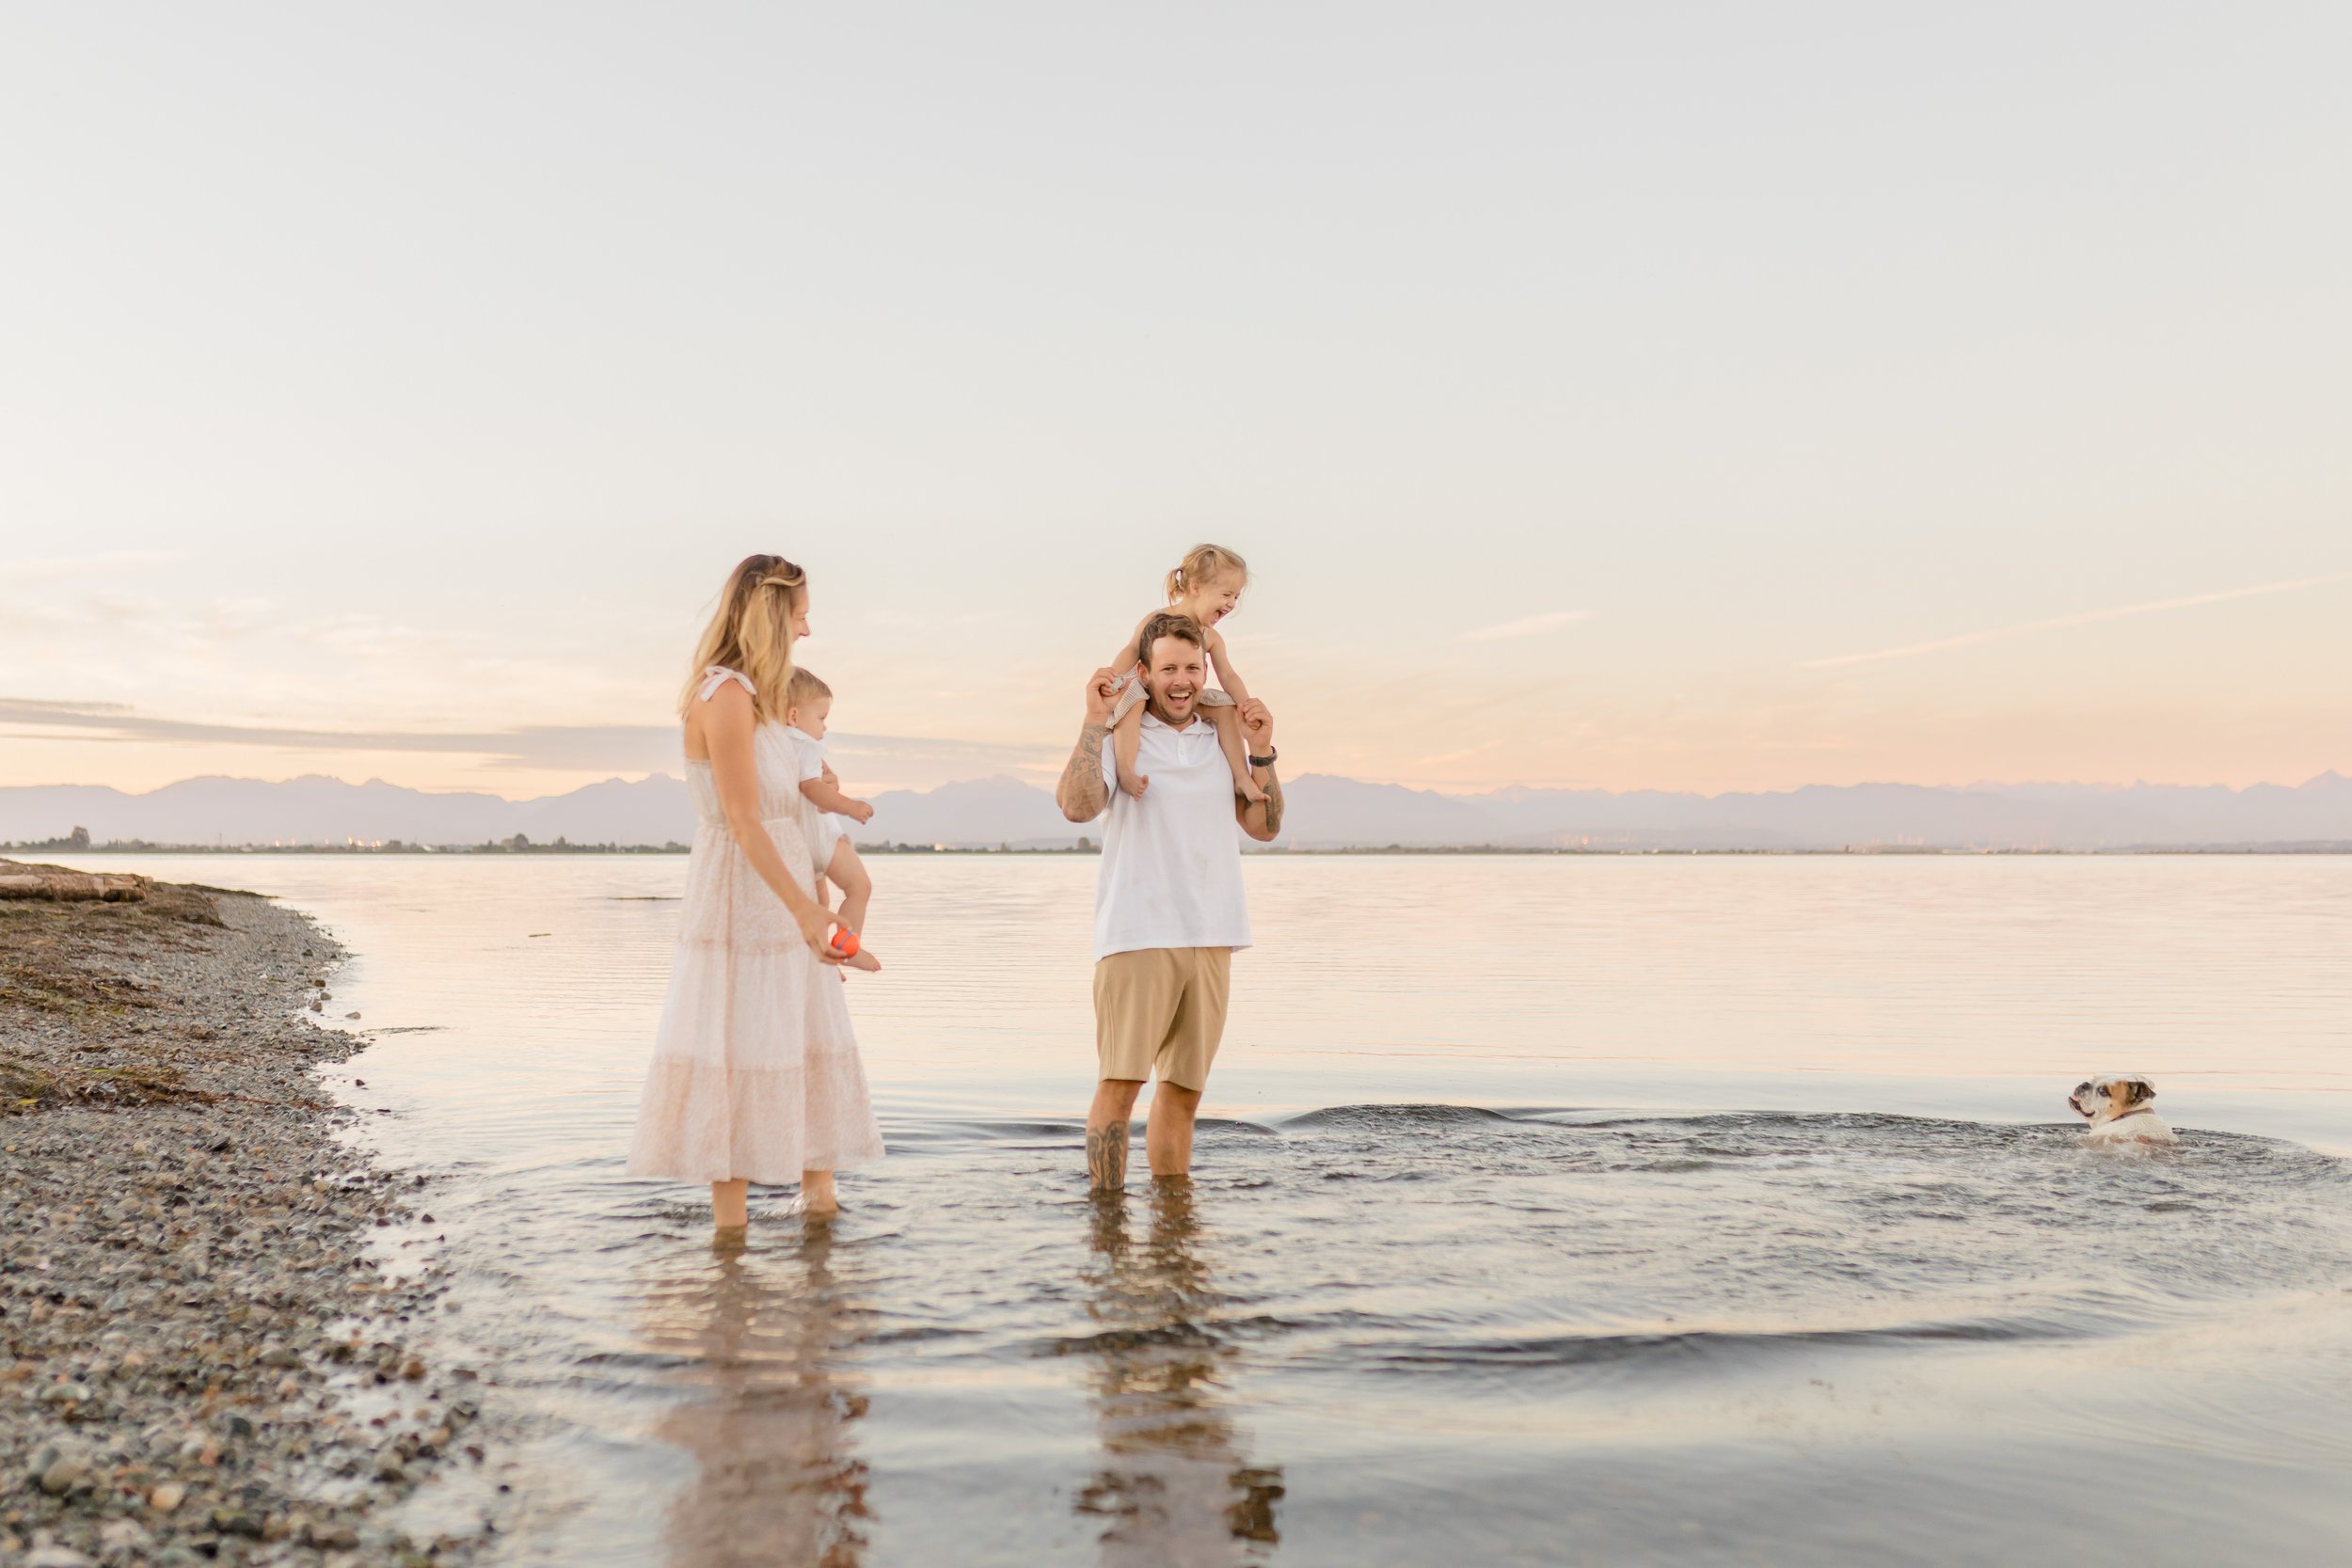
[1057,610,1284,1191]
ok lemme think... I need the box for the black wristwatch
[1248,746,1278,768]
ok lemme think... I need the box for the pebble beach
[0,863,491,1568]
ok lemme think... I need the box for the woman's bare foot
[800,1171,839,1218]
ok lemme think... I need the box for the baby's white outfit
[785,725,848,872]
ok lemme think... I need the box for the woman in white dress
[628,554,885,1231]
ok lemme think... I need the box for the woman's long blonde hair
[1166,543,1248,603]
[678,554,806,722]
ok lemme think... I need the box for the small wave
[866,1325,980,1346]
[1343,1315,2088,1373]
[1041,1322,1227,1356]
[572,1348,702,1371]
[914,1118,1082,1141]
[1279,1103,1521,1132]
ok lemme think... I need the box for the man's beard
[1148,683,1197,721]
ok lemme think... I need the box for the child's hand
[1085,667,1120,725]
[1237,698,1275,753]
[848,800,875,825]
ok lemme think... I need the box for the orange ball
[831,927,860,958]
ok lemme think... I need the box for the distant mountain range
[6,770,2350,851]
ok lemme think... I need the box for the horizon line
[2,767,2344,805]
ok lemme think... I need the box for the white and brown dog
[2068,1074,2175,1146]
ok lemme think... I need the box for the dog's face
[2069,1074,2155,1123]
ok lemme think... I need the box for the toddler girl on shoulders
[1104,544,1264,803]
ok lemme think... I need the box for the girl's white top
[1094,712,1253,960]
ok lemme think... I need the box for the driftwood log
[0,858,150,902]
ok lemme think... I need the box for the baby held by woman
[785,668,882,972]
[1104,544,1264,802]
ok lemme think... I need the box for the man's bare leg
[1146,1082,1202,1178]
[1089,1078,1143,1191]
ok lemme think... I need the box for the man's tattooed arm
[1238,766,1284,840]
[1058,721,1111,823]
[1087,1118,1130,1191]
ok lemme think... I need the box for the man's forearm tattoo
[1259,769,1285,836]
[1060,721,1110,816]
[1072,722,1107,789]
[1087,1119,1129,1190]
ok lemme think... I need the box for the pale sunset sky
[5,5,2347,800]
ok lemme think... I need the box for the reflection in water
[1075,1181,1284,1564]
[642,1227,873,1568]
[90,852,2352,1565]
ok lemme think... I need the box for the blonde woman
[628,554,885,1232]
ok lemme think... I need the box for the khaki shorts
[1093,946,1232,1091]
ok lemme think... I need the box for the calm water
[66,854,2352,1565]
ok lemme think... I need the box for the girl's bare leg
[1112,695,1148,798]
[825,843,882,972]
[802,1169,838,1217]
[711,1179,749,1233]
[1209,703,1268,803]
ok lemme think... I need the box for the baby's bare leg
[1112,692,1149,798]
[1208,702,1267,803]
[826,842,881,972]
[828,843,873,939]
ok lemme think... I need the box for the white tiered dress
[627,668,885,1183]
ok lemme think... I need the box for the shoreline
[1,861,490,1566]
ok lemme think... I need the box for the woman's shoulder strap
[696,667,753,700]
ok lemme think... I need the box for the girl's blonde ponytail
[1167,543,1248,603]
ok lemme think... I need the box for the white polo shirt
[1094,711,1253,961]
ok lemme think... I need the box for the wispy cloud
[0,698,1051,777]
[1804,571,2352,671]
[0,550,186,585]
[1460,610,1588,643]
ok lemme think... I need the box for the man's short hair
[1135,611,1205,669]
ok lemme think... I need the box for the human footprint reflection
[1076,1180,1284,1563]
[642,1227,873,1568]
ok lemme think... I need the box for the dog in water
[2068,1074,2175,1146]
